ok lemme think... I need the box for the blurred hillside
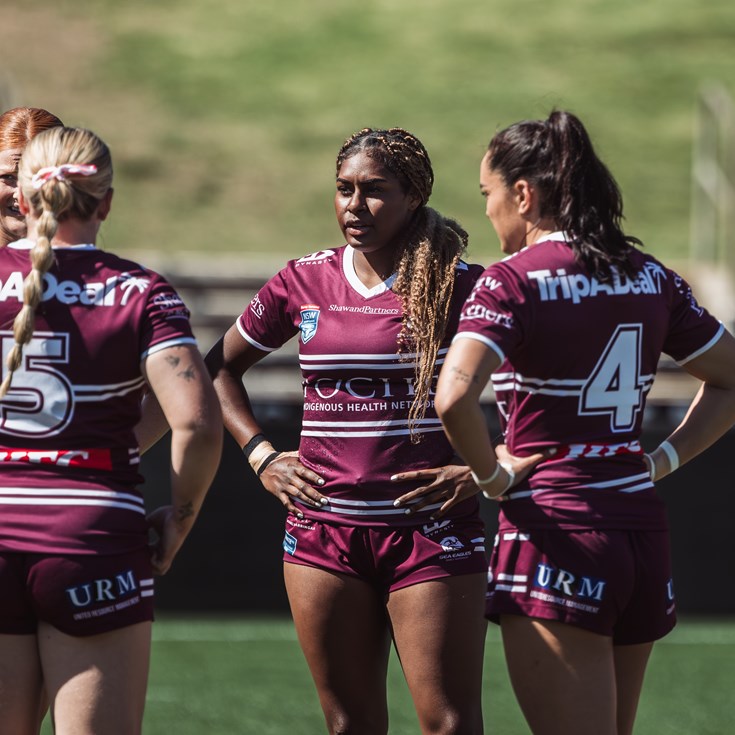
[3,0,734,269]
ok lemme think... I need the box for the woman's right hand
[258,450,328,517]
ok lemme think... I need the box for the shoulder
[286,245,347,270]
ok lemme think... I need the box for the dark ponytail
[487,110,641,280]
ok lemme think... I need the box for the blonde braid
[0,199,57,398]
[337,127,469,441]
[1,126,111,399]
[393,208,468,441]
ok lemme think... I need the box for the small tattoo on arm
[177,501,195,521]
[449,366,479,384]
[177,365,196,381]
[166,355,181,368]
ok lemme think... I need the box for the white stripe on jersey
[73,377,146,402]
[452,332,505,362]
[677,322,725,365]
[495,584,528,593]
[302,419,442,429]
[301,358,445,371]
[302,427,446,438]
[490,371,655,397]
[0,496,145,513]
[296,497,443,516]
[504,472,654,500]
[497,573,528,582]
[141,337,198,359]
[300,348,449,362]
[237,322,278,352]
[0,486,145,506]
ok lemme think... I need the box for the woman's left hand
[391,464,478,518]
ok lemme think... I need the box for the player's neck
[25,217,100,248]
[352,248,395,288]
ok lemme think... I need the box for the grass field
[3,0,735,266]
[38,616,735,734]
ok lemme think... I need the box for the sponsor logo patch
[283,531,297,555]
[299,304,320,343]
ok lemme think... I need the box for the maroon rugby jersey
[238,245,484,526]
[455,232,724,531]
[0,240,196,554]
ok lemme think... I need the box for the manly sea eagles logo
[299,304,320,343]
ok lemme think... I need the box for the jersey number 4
[579,324,645,433]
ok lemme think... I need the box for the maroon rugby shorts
[485,527,676,644]
[282,514,487,592]
[0,549,155,636]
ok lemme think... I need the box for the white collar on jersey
[7,238,98,251]
[537,231,570,243]
[342,245,397,298]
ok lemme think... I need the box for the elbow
[435,388,465,424]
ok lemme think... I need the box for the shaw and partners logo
[0,270,150,307]
[528,261,667,304]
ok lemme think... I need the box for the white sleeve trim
[141,337,198,360]
[236,319,278,353]
[452,331,506,363]
[676,322,725,366]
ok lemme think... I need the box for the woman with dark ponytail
[436,110,735,734]
[207,127,545,733]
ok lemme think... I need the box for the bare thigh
[501,615,617,735]
[38,620,151,735]
[0,634,45,735]
[284,562,392,735]
[387,574,487,735]
[614,642,653,735]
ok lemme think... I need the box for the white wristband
[644,453,657,482]
[659,440,679,473]
[471,465,500,487]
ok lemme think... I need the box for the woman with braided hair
[0,126,222,734]
[0,106,63,247]
[436,109,735,734]
[207,127,545,734]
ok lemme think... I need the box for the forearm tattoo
[177,501,195,522]
[449,365,479,384]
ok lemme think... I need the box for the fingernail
[390,475,398,481]
[297,512,304,519]
[317,478,325,486]
[404,508,412,515]
[548,448,557,455]
[393,499,401,507]
[320,497,329,505]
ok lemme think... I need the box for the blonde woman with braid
[0,106,63,247]
[0,126,222,735]
[206,127,545,734]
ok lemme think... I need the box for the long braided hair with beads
[0,127,112,398]
[336,128,469,441]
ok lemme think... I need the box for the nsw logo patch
[299,304,320,343]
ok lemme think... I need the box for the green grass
[4,0,735,267]
[38,616,735,734]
